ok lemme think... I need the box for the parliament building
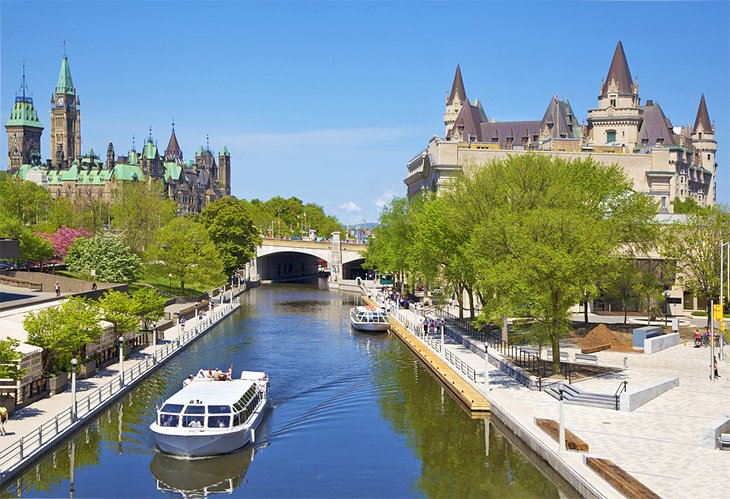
[405,41,717,212]
[5,54,231,214]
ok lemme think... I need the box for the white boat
[350,306,390,332]
[150,369,269,457]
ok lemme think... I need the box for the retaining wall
[620,377,679,412]
[644,333,680,354]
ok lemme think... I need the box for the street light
[152,322,158,364]
[168,273,172,293]
[663,290,671,326]
[70,358,78,421]
[118,336,125,386]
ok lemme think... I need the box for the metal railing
[614,380,628,411]
[0,299,240,477]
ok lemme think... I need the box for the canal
[5,283,574,497]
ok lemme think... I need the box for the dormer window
[656,138,664,145]
[606,130,616,143]
[610,98,616,107]
[698,133,702,139]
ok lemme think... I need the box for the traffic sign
[713,303,724,322]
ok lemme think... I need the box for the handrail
[0,299,240,479]
[614,380,628,410]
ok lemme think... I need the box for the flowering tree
[38,226,91,263]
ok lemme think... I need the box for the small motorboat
[350,306,390,332]
[150,369,269,457]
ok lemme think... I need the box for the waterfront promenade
[374,296,730,499]
[0,298,240,484]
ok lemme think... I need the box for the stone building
[5,54,231,214]
[406,41,717,212]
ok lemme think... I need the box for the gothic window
[699,133,702,139]
[610,98,616,107]
[707,154,711,160]
[606,130,616,144]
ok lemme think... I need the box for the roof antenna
[132,133,135,151]
[63,40,67,57]
[206,133,210,152]
[172,115,175,132]
[20,60,27,100]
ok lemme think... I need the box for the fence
[0,299,240,480]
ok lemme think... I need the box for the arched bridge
[253,233,367,285]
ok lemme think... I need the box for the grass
[691,311,708,317]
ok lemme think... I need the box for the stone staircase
[545,383,618,410]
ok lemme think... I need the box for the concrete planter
[48,373,68,396]
[79,359,97,379]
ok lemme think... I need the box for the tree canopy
[240,196,341,239]
[110,181,177,254]
[66,234,142,283]
[199,196,261,275]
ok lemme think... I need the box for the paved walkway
[377,297,730,499]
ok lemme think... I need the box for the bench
[546,350,569,362]
[574,353,599,365]
[534,418,589,452]
[719,433,730,450]
[581,343,611,354]
[585,456,660,498]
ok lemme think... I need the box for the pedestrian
[183,374,194,387]
[714,355,721,379]
[54,281,60,297]
[0,404,8,435]
[671,317,679,334]
[180,317,186,331]
[91,282,97,291]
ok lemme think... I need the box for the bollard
[623,356,628,368]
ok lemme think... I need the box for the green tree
[110,181,177,254]
[0,175,53,225]
[662,206,730,325]
[66,234,142,283]
[24,297,103,373]
[461,155,656,370]
[199,196,261,275]
[97,291,139,337]
[129,287,167,330]
[0,216,53,264]
[147,217,224,293]
[0,338,24,381]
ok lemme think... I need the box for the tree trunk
[551,333,560,374]
[583,294,589,324]
[466,286,475,319]
[501,316,509,343]
[622,297,628,324]
[707,299,713,328]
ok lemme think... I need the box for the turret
[106,141,115,168]
[218,145,231,196]
[444,65,469,138]
[691,94,717,203]
[5,65,43,171]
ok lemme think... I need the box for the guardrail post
[38,427,42,446]
[55,414,59,434]
[19,437,24,460]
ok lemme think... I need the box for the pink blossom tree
[38,226,91,263]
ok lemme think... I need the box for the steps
[545,383,618,410]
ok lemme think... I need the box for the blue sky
[2,1,728,224]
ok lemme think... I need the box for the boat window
[184,405,205,414]
[159,414,180,427]
[182,415,205,428]
[161,404,184,413]
[208,405,231,414]
[208,415,231,428]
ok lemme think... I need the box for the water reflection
[150,447,255,497]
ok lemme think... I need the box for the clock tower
[50,53,81,165]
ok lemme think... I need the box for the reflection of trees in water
[374,341,560,498]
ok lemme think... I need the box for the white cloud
[340,201,363,213]
[374,188,397,209]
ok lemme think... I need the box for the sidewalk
[376,295,730,499]
[0,299,238,481]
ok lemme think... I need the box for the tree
[147,217,224,293]
[110,181,177,254]
[129,288,167,330]
[199,197,261,275]
[460,155,656,370]
[66,234,142,283]
[97,291,139,337]
[662,206,730,325]
[0,338,24,381]
[38,226,91,263]
[0,216,53,264]
[24,298,103,373]
[0,175,53,225]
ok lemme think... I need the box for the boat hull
[350,321,390,332]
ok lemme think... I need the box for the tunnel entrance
[257,251,326,282]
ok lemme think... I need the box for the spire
[601,41,633,96]
[693,94,712,134]
[446,64,467,106]
[165,123,183,163]
[55,52,75,95]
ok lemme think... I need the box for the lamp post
[721,241,729,360]
[118,336,125,386]
[152,321,158,364]
[168,273,172,293]
[559,385,566,455]
[70,358,78,421]
[663,290,671,326]
[484,343,490,390]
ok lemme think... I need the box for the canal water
[5,283,573,498]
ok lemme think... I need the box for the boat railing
[0,299,241,480]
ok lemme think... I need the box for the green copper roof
[163,162,183,182]
[5,99,43,129]
[112,163,145,181]
[129,150,138,165]
[144,140,157,160]
[88,148,96,158]
[221,145,229,156]
[56,56,75,95]
[197,146,204,156]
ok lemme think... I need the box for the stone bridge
[253,232,367,286]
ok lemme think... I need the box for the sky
[1,1,729,225]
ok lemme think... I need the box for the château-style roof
[448,103,484,141]
[693,94,712,134]
[601,41,633,97]
[540,96,580,139]
[56,56,75,95]
[482,120,541,148]
[446,65,468,106]
[5,99,43,129]
[638,100,678,147]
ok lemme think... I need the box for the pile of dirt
[579,324,634,352]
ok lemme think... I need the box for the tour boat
[350,306,390,332]
[150,369,269,457]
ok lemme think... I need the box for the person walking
[54,281,61,297]
[0,404,8,435]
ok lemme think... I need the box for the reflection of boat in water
[150,369,269,456]
[350,306,390,332]
[150,446,255,497]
